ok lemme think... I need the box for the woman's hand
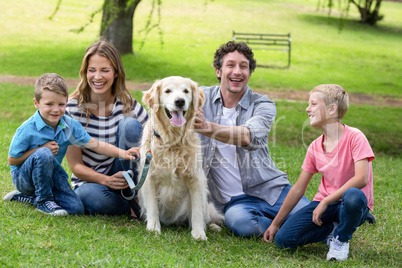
[104,171,129,190]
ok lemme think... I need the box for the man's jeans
[223,184,310,237]
[74,117,142,215]
[11,147,84,215]
[275,187,369,248]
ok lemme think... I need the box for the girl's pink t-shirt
[302,125,375,210]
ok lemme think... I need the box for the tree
[321,0,384,25]
[100,0,142,54]
[51,0,162,54]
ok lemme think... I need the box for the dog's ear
[143,80,161,111]
[190,80,205,111]
[198,88,205,110]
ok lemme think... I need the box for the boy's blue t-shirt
[8,110,91,171]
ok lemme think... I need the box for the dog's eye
[183,89,189,94]
[165,89,171,94]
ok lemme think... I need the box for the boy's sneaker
[323,221,338,245]
[36,201,68,216]
[366,212,376,224]
[326,236,350,261]
[3,190,35,205]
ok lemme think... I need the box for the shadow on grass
[1,44,201,86]
[298,14,402,36]
[257,64,291,70]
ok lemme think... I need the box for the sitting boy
[263,84,375,261]
[3,73,139,216]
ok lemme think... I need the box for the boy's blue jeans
[223,184,310,237]
[275,187,369,249]
[74,117,142,215]
[11,147,85,215]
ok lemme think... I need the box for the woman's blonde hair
[69,39,133,119]
[310,84,349,120]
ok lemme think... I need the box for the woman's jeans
[275,187,369,248]
[223,184,310,237]
[11,147,85,215]
[74,117,142,215]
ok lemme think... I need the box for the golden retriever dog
[138,76,224,240]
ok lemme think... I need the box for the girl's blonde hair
[69,39,133,119]
[310,84,349,120]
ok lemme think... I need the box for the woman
[66,40,148,216]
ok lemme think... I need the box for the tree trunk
[100,0,142,54]
[351,0,383,25]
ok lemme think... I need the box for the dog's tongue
[170,111,186,127]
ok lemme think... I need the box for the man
[194,41,310,237]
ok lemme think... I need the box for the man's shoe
[366,211,376,224]
[326,236,349,261]
[3,190,35,205]
[36,201,68,216]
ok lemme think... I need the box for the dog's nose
[175,98,185,108]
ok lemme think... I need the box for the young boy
[263,84,375,261]
[3,73,139,216]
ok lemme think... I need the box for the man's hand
[41,141,59,156]
[194,108,211,133]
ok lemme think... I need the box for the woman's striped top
[66,97,148,188]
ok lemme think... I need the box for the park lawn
[0,0,401,98]
[0,0,401,266]
[0,83,401,267]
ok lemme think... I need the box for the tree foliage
[319,0,384,25]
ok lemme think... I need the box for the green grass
[1,0,402,98]
[273,100,402,156]
[0,0,401,266]
[1,83,401,267]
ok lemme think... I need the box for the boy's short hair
[310,84,349,120]
[35,73,68,102]
[213,41,257,81]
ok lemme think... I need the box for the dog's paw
[146,227,161,235]
[146,221,161,235]
[191,228,207,241]
[208,223,222,232]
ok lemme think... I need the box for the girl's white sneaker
[326,236,349,261]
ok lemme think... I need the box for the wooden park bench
[232,31,292,68]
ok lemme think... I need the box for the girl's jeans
[275,187,369,248]
[223,184,310,237]
[74,117,143,215]
[11,147,85,215]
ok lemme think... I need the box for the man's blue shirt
[8,110,91,171]
[199,85,290,210]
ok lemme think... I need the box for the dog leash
[121,150,152,201]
